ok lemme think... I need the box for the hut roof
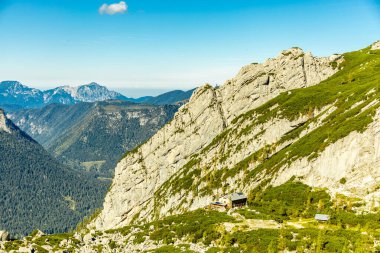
[221,192,247,201]
[315,214,330,221]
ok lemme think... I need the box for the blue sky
[0,0,379,97]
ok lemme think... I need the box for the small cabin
[315,214,330,222]
[220,192,247,208]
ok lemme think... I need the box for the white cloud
[99,1,127,15]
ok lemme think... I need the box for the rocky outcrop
[94,47,341,230]
[218,48,342,123]
[0,231,10,242]
[372,41,380,50]
[0,109,11,133]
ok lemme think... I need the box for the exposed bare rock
[371,41,380,50]
[0,109,11,133]
[94,47,341,230]
[272,108,380,207]
[0,231,10,242]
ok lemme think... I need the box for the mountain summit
[42,82,127,105]
[0,81,44,109]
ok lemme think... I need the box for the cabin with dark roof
[220,192,247,208]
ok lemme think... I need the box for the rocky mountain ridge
[95,46,344,230]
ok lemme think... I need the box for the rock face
[372,41,380,50]
[0,231,10,242]
[272,110,380,198]
[95,47,341,230]
[0,109,11,133]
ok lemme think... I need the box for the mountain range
[8,100,179,176]
[0,81,194,111]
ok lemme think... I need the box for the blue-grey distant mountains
[130,89,196,105]
[0,81,125,109]
[0,81,195,110]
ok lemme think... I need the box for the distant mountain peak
[85,82,102,87]
[37,82,128,105]
[1,80,22,86]
[0,80,40,93]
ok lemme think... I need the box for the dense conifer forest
[0,119,108,238]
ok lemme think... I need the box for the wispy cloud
[99,1,127,15]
